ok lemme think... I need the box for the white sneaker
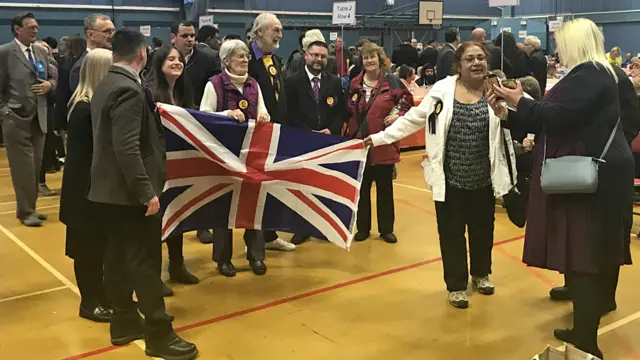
[448,291,469,309]
[265,238,296,251]
[472,276,495,295]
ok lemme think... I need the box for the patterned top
[444,97,492,190]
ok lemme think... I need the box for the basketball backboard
[419,1,443,25]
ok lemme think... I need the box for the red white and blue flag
[158,104,367,250]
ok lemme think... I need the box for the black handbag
[501,128,527,228]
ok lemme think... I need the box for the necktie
[312,77,320,102]
[26,48,36,71]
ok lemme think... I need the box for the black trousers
[356,164,395,234]
[165,234,184,266]
[68,227,109,308]
[100,204,170,329]
[566,267,620,357]
[263,230,278,243]
[434,185,495,292]
[212,229,265,263]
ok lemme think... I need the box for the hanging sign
[332,1,356,25]
[199,15,214,28]
[140,25,151,36]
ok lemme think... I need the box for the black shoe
[169,264,199,285]
[291,234,310,245]
[218,262,236,277]
[35,212,48,221]
[197,229,214,244]
[79,305,112,323]
[553,328,574,344]
[110,310,144,346]
[250,260,267,276]
[162,282,174,297]
[354,231,370,242]
[145,332,198,360]
[380,233,397,244]
[549,286,572,301]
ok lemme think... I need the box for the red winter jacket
[346,71,413,165]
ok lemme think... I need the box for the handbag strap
[543,118,620,162]
[501,127,516,186]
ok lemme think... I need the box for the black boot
[197,230,214,244]
[110,309,144,346]
[169,263,199,284]
[291,234,310,245]
[218,262,236,277]
[145,322,198,360]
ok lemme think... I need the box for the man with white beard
[247,13,296,251]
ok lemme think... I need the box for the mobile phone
[501,79,518,89]
[484,73,499,93]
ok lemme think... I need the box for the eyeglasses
[234,53,252,60]
[92,28,114,35]
[307,53,327,60]
[462,55,487,63]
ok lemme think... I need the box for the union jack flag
[158,104,368,250]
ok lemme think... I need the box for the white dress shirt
[305,66,322,89]
[14,38,33,62]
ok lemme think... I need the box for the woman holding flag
[200,39,270,277]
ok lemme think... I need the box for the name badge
[36,60,46,80]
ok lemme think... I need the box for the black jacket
[89,66,166,206]
[54,55,78,130]
[284,68,347,135]
[69,50,88,93]
[391,43,419,69]
[186,46,220,106]
[248,42,288,124]
[528,48,547,93]
[418,46,438,68]
[614,66,640,145]
[436,43,456,81]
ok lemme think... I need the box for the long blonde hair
[555,18,617,80]
[68,48,113,116]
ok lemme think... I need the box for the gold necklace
[458,79,484,96]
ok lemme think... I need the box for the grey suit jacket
[0,40,57,133]
[88,65,167,206]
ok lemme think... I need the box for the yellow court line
[0,222,158,358]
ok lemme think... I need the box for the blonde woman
[60,49,113,323]
[491,19,633,358]
[606,46,622,68]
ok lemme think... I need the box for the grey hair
[219,39,250,65]
[250,12,278,41]
[84,13,110,33]
[525,35,541,49]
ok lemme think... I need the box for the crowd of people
[0,10,637,360]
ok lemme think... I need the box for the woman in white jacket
[365,42,517,309]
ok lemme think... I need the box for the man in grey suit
[89,29,198,359]
[69,13,114,92]
[0,13,56,227]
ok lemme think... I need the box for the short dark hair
[111,29,147,62]
[43,36,58,49]
[223,34,242,41]
[445,27,459,43]
[306,41,328,51]
[196,25,219,43]
[11,13,36,35]
[355,38,371,49]
[171,20,195,35]
[152,37,163,48]
[397,64,415,80]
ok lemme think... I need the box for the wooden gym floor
[0,149,639,360]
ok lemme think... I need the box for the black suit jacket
[88,65,166,206]
[436,43,456,81]
[418,46,438,68]
[284,69,347,135]
[186,46,220,107]
[69,50,87,93]
[528,49,547,94]
[248,43,288,124]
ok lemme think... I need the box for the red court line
[63,234,525,359]
[494,247,558,288]
[609,330,640,359]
